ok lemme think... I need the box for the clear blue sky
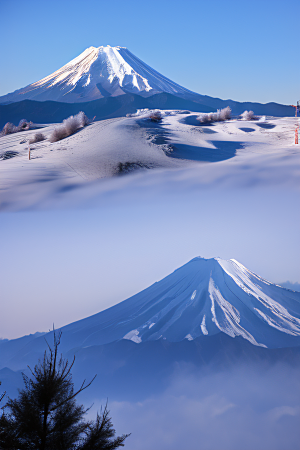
[0,0,299,105]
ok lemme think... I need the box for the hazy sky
[0,0,299,104]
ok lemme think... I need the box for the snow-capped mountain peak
[0,45,197,104]
[58,256,300,350]
[0,256,299,378]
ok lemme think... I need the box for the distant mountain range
[1,257,299,400]
[0,93,213,129]
[0,45,294,126]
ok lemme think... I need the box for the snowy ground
[0,112,299,210]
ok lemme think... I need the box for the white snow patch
[209,276,265,347]
[83,74,91,87]
[201,315,208,335]
[191,290,197,300]
[123,329,142,344]
[149,323,155,329]
[219,259,300,336]
[185,334,193,341]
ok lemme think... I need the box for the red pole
[295,127,299,145]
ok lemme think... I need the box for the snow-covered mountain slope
[0,257,300,374]
[46,257,300,350]
[0,46,199,104]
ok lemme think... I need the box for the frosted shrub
[63,115,80,136]
[18,119,31,130]
[197,106,231,124]
[0,122,18,136]
[77,110,90,127]
[126,108,149,118]
[218,106,231,121]
[29,132,46,144]
[164,110,177,116]
[49,111,89,142]
[49,126,68,142]
[149,110,162,122]
[0,119,33,137]
[127,109,163,121]
[240,110,255,121]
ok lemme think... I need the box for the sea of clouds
[91,362,300,450]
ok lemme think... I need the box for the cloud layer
[91,362,300,450]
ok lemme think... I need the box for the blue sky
[0,0,299,105]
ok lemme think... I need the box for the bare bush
[149,110,162,122]
[77,110,90,127]
[128,109,192,119]
[49,126,69,143]
[0,119,33,137]
[126,109,163,121]
[240,110,256,121]
[164,110,178,116]
[126,108,149,118]
[197,106,232,124]
[18,119,32,130]
[63,115,80,136]
[29,132,46,144]
[49,111,89,142]
[1,122,18,136]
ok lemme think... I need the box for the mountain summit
[0,45,198,104]
[54,257,300,350]
[0,257,300,375]
[0,46,294,116]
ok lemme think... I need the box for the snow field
[0,112,299,210]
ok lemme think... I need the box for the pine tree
[0,383,5,405]
[0,332,129,450]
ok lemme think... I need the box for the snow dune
[0,112,299,211]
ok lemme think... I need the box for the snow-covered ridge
[0,45,197,104]
[58,257,300,349]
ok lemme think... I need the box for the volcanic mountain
[50,257,300,350]
[1,257,300,401]
[1,257,300,367]
[0,46,200,104]
[0,45,294,118]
